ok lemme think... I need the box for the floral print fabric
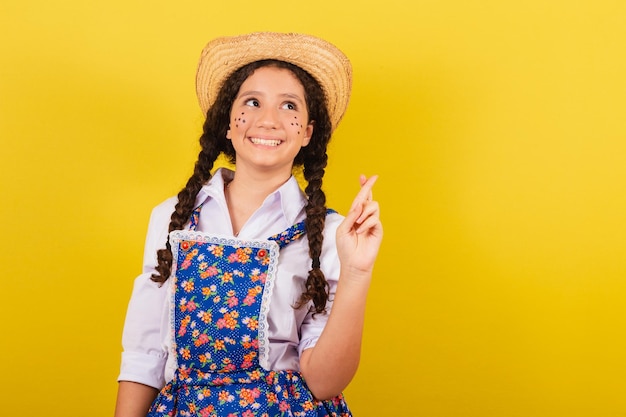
[147,206,351,417]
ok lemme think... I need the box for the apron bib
[148,205,351,417]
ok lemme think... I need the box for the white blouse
[117,168,343,390]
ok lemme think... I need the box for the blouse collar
[195,167,308,226]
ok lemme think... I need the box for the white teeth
[250,137,281,146]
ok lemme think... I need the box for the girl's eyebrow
[281,93,305,105]
[237,90,263,98]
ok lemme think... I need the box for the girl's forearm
[114,381,159,417]
[299,272,371,400]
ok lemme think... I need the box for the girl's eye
[282,102,296,110]
[245,99,260,107]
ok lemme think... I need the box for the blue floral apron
[147,205,351,417]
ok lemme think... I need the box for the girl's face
[226,66,313,176]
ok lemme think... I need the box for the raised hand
[336,175,383,280]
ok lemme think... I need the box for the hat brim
[196,32,352,131]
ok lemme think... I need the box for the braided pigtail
[286,61,334,314]
[151,140,221,284]
[299,146,331,313]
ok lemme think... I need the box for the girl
[114,32,382,417]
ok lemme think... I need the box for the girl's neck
[227,166,291,200]
[223,166,292,236]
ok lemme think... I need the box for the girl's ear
[226,125,232,140]
[302,121,314,147]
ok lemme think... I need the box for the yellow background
[1,0,625,415]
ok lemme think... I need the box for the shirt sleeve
[297,211,343,356]
[117,198,176,389]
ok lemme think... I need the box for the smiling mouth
[249,137,282,147]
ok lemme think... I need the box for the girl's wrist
[337,270,372,292]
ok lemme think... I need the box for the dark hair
[151,59,333,314]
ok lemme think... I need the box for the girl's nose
[258,107,280,128]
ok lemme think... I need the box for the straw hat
[196,32,352,131]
